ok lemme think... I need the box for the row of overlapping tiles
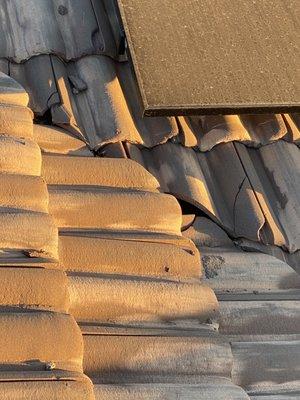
[123,139,300,256]
[0,71,250,398]
[184,216,300,397]
[0,73,95,398]
[36,122,252,398]
[0,1,298,144]
[15,108,299,398]
[0,1,299,398]
[0,0,299,152]
[0,54,299,150]
[1,59,299,259]
[0,0,299,257]
[0,3,246,398]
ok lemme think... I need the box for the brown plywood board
[117,0,300,116]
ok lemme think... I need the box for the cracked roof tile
[126,141,265,242]
[126,140,300,253]
[2,55,178,149]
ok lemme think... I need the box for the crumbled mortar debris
[201,255,225,279]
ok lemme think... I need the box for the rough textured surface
[251,393,300,399]
[0,371,94,400]
[0,174,48,213]
[0,380,94,400]
[49,187,181,233]
[3,55,178,149]
[59,233,200,280]
[118,0,300,115]
[69,276,217,323]
[200,247,300,294]
[0,0,117,62]
[38,144,223,396]
[184,217,233,248]
[27,140,222,400]
[42,155,159,189]
[178,114,300,150]
[94,379,250,399]
[0,72,93,398]
[83,330,232,383]
[235,141,300,253]
[0,104,33,138]
[128,140,300,253]
[0,71,29,105]
[1,2,298,398]
[0,136,41,176]
[33,125,93,156]
[0,312,83,372]
[0,212,58,260]
[237,238,300,274]
[186,216,300,397]
[128,142,265,240]
[219,301,300,336]
[231,340,300,393]
[0,268,69,312]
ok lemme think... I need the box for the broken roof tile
[127,141,265,242]
[2,55,178,149]
[51,55,178,148]
[8,55,60,116]
[2,56,298,152]
[235,140,300,253]
[126,140,300,252]
[0,0,119,62]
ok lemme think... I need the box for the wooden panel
[117,0,300,116]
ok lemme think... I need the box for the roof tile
[0,0,118,62]
[178,114,299,151]
[93,380,250,400]
[3,55,178,149]
[126,140,300,252]
[127,141,265,242]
